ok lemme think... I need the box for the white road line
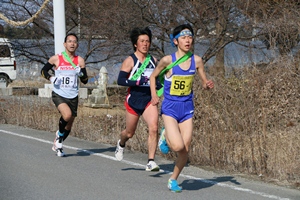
[1,129,290,200]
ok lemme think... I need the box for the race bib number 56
[170,75,194,96]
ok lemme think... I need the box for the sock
[148,159,154,163]
[58,116,68,135]
[63,129,70,141]
[119,142,125,148]
[57,131,64,143]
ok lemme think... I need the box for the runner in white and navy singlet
[115,27,160,171]
[125,53,156,115]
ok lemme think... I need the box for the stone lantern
[84,66,111,108]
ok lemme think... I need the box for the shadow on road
[64,147,116,157]
[181,176,241,191]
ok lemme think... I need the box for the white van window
[0,45,11,57]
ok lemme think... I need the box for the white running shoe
[145,161,160,171]
[52,144,65,157]
[115,139,124,161]
[52,130,59,150]
[55,139,63,149]
[52,145,57,152]
[56,148,65,157]
[52,130,59,152]
[52,130,65,157]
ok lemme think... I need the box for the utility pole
[78,6,81,38]
[53,0,66,54]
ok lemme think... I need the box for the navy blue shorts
[161,99,194,123]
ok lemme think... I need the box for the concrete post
[53,0,66,54]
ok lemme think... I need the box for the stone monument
[84,66,111,108]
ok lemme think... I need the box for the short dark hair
[172,24,194,38]
[64,33,78,43]
[130,27,152,51]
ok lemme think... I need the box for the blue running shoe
[158,128,169,154]
[168,179,182,193]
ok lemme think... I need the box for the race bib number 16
[170,75,194,96]
[61,74,77,89]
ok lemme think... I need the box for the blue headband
[170,30,193,47]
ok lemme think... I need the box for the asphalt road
[1,124,299,200]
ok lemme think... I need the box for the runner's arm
[195,55,214,89]
[78,56,88,84]
[41,55,58,80]
[117,56,144,86]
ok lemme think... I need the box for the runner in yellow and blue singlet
[149,24,214,192]
[161,53,196,123]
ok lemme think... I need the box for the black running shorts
[52,91,78,117]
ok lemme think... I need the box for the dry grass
[0,56,299,189]
[190,56,300,188]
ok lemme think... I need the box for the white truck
[0,38,17,87]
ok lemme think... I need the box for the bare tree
[2,0,300,77]
[1,0,150,69]
[65,0,149,65]
[132,0,258,77]
[241,0,300,55]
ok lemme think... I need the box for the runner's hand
[75,66,81,74]
[75,66,84,77]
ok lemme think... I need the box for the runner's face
[64,35,78,53]
[135,35,150,54]
[176,29,193,51]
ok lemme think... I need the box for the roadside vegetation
[0,0,299,190]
